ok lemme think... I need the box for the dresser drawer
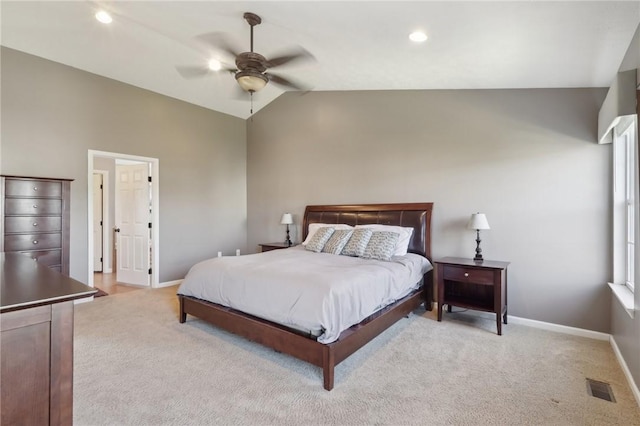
[443,265,494,285]
[19,249,62,266]
[4,179,62,198]
[4,199,62,216]
[5,216,62,233]
[4,233,62,251]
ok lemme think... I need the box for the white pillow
[355,224,414,256]
[302,223,354,245]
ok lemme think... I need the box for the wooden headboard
[302,203,433,260]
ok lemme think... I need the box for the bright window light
[95,11,113,24]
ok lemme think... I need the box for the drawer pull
[33,186,38,191]
[32,240,38,244]
[33,222,38,227]
[464,273,469,277]
[33,204,38,209]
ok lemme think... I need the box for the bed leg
[423,271,434,311]
[323,348,335,391]
[178,296,187,323]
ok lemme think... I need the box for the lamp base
[474,230,484,263]
[285,225,292,247]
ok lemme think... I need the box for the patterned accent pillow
[341,228,374,257]
[304,227,335,253]
[322,229,354,255]
[355,224,414,256]
[302,223,354,246]
[361,231,400,261]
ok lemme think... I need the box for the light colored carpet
[74,286,640,425]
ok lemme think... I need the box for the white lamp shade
[467,213,490,230]
[280,213,293,225]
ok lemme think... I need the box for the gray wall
[610,22,640,394]
[247,88,611,333]
[1,47,248,283]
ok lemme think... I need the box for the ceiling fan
[178,12,314,96]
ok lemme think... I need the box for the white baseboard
[156,279,182,288]
[610,335,640,406]
[455,309,610,340]
[507,315,610,341]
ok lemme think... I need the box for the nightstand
[259,242,295,252]
[435,257,510,335]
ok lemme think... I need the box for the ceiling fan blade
[176,65,236,79]
[195,32,241,58]
[266,73,309,91]
[265,47,315,69]
[175,66,211,79]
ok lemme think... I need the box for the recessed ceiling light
[208,59,222,71]
[409,31,427,43]
[95,11,113,24]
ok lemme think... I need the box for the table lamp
[467,213,490,262]
[281,213,293,247]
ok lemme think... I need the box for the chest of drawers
[1,176,73,275]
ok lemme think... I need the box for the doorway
[87,150,160,289]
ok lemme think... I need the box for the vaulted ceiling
[2,1,639,119]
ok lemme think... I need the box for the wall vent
[586,378,616,402]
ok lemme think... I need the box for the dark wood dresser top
[0,252,96,313]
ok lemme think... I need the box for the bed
[178,202,434,390]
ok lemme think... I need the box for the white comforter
[177,246,432,344]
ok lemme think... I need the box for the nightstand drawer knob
[464,272,469,277]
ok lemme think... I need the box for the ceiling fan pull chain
[250,91,254,115]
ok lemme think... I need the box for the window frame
[613,120,636,293]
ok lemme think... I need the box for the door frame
[93,170,110,273]
[87,150,160,288]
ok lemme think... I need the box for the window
[613,120,636,292]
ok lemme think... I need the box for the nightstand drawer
[443,265,494,285]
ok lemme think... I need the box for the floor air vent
[586,378,616,402]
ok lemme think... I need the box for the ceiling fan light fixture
[208,59,222,71]
[236,71,268,92]
[409,31,427,42]
[95,10,113,24]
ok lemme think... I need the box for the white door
[92,173,103,271]
[115,163,150,286]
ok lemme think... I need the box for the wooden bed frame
[178,202,434,390]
